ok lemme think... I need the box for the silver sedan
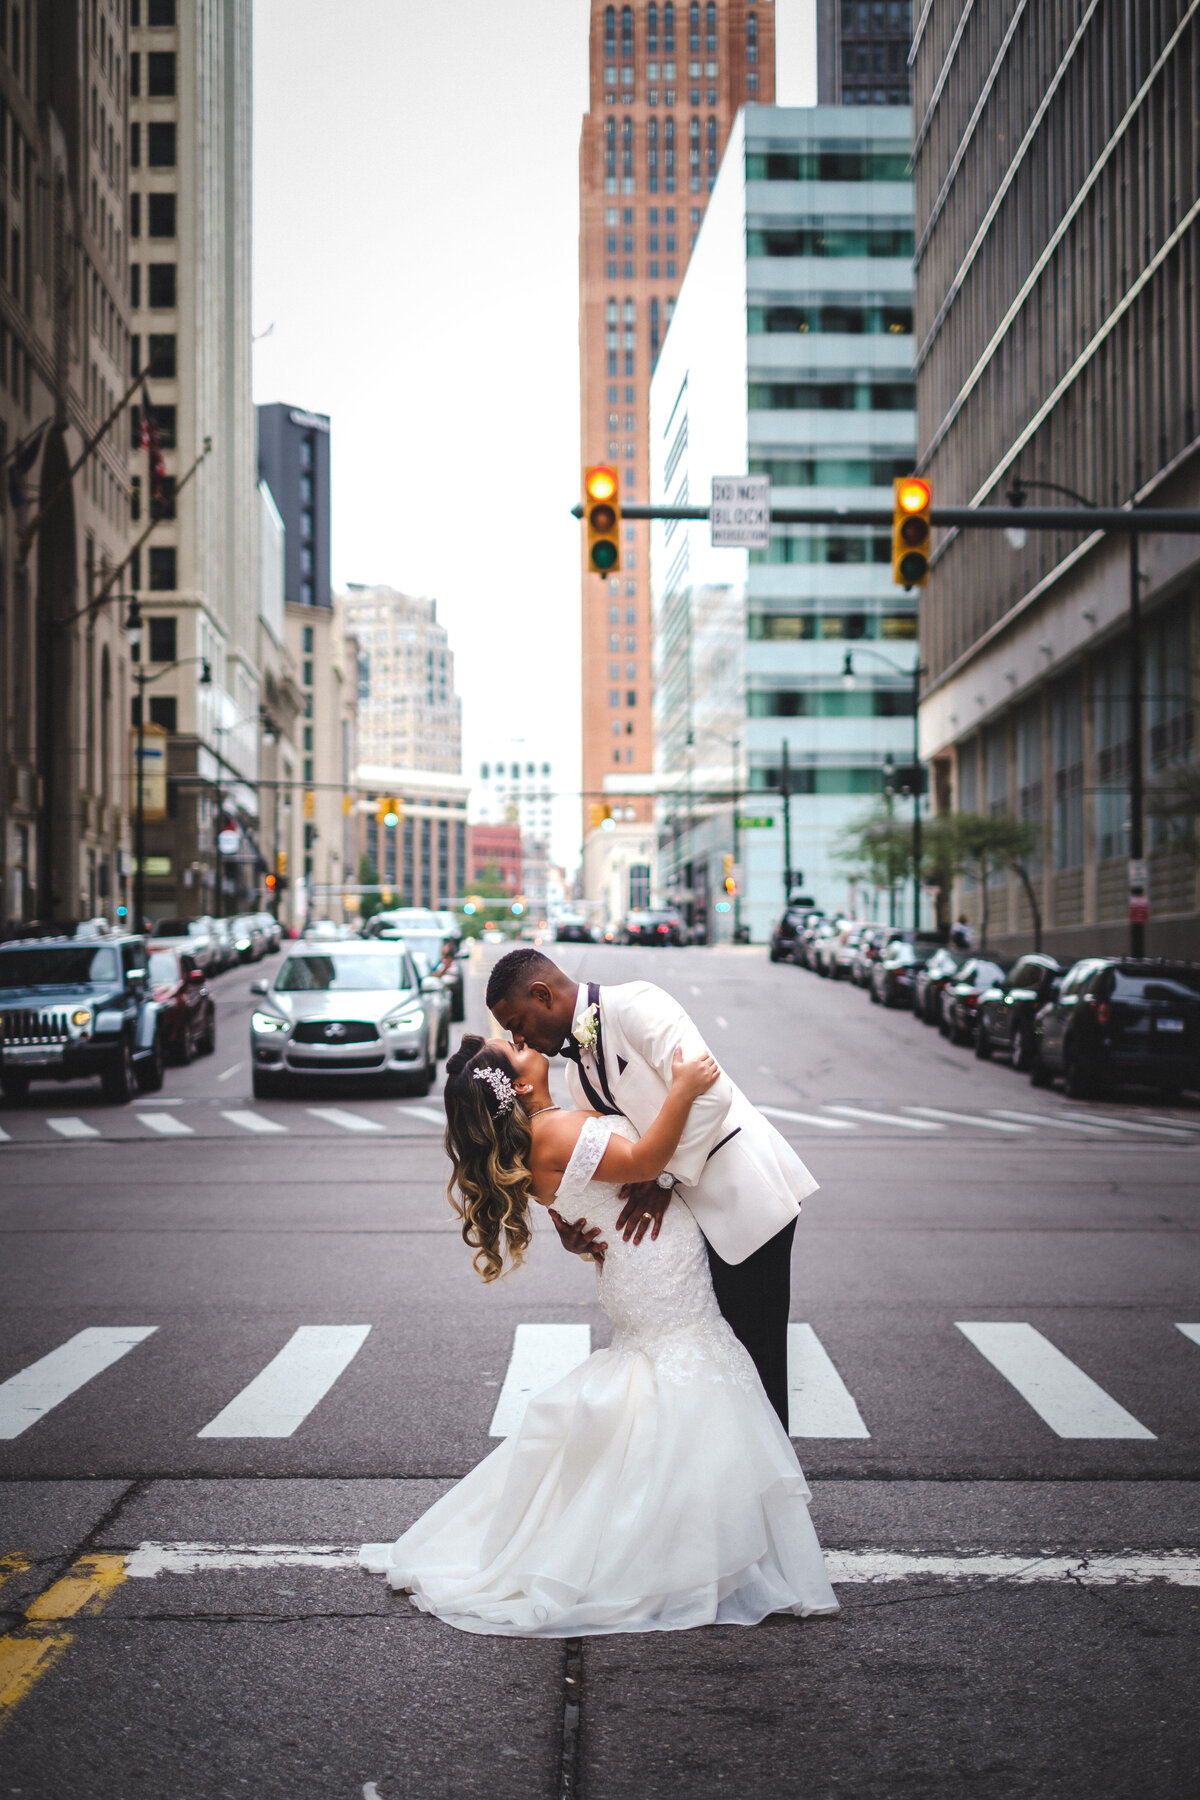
[248,943,437,1099]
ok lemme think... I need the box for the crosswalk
[1,1097,1196,1145]
[1,1317,1194,1446]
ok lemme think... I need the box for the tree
[834,807,914,898]
[925,813,1039,949]
[358,853,383,925]
[456,860,513,940]
[1146,765,1200,861]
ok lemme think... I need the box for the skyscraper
[816,1,912,106]
[578,1,773,913]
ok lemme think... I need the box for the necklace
[526,1102,561,1119]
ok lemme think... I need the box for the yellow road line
[0,1552,127,1732]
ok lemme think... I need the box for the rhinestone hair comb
[473,1065,516,1115]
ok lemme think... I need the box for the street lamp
[126,597,212,932]
[843,647,925,931]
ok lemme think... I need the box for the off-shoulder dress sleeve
[554,1115,614,1207]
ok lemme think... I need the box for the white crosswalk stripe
[136,1112,194,1136]
[489,1323,593,1437]
[761,1105,856,1131]
[1055,1111,1194,1140]
[197,1325,372,1438]
[824,1105,944,1130]
[991,1109,1118,1136]
[47,1116,100,1139]
[221,1110,288,1134]
[787,1324,870,1438]
[1176,1324,1200,1349]
[906,1107,1032,1132]
[0,1326,158,1438]
[305,1107,385,1133]
[398,1106,445,1127]
[956,1322,1155,1439]
[0,1122,10,1142]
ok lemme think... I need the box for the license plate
[1155,1017,1185,1033]
[3,1045,64,1065]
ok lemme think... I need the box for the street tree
[925,813,1039,949]
[834,807,914,905]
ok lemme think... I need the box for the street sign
[217,827,241,856]
[129,724,168,821]
[737,815,775,829]
[1128,858,1148,888]
[711,475,770,548]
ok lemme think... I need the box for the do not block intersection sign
[711,475,771,548]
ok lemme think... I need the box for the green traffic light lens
[898,551,929,582]
[591,540,618,571]
[589,503,617,533]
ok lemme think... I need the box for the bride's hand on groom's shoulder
[548,1208,608,1266]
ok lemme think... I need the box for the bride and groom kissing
[360,947,838,1634]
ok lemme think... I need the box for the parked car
[148,916,220,975]
[252,912,283,955]
[368,912,466,1022]
[940,956,1013,1045]
[849,925,888,987]
[1031,957,1200,1098]
[831,925,868,980]
[815,920,860,978]
[248,940,438,1099]
[304,919,352,942]
[227,915,268,963]
[770,907,820,965]
[974,953,1063,1069]
[207,918,240,971]
[407,950,451,1058]
[0,933,165,1103]
[870,937,931,1008]
[914,946,967,1025]
[555,913,594,944]
[799,917,835,970]
[147,945,216,1064]
[620,909,685,945]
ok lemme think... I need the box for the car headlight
[383,1007,424,1031]
[71,1008,92,1028]
[251,1011,289,1033]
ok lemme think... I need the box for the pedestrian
[950,913,974,951]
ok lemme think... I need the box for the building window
[129,192,140,238]
[147,121,176,167]
[130,53,141,97]
[148,0,178,23]
[148,695,176,733]
[303,625,314,653]
[604,116,616,182]
[664,114,676,190]
[129,122,140,168]
[147,263,176,307]
[146,52,176,96]
[747,9,758,62]
[148,546,176,591]
[626,690,637,707]
[621,114,633,181]
[148,616,176,662]
[147,192,176,238]
[1052,676,1084,870]
[609,689,620,707]
[647,2,659,53]
[148,332,176,377]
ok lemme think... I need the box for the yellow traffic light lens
[591,540,619,571]
[586,466,617,502]
[899,515,929,546]
[589,502,617,533]
[897,478,931,513]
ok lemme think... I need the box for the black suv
[1031,957,1200,1099]
[0,934,166,1104]
[974,953,1063,1070]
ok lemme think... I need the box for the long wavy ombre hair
[443,1035,534,1282]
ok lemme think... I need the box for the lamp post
[124,597,211,933]
[843,647,924,931]
[700,727,745,942]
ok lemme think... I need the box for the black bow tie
[558,1037,583,1063]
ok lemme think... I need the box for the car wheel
[869,983,880,1004]
[974,1022,992,1061]
[1029,1047,1053,1087]
[437,1017,450,1059]
[451,989,465,1023]
[1063,1040,1097,1100]
[197,1008,216,1056]
[1011,1025,1033,1072]
[406,1039,433,1098]
[101,1036,136,1105]
[252,1069,284,1100]
[174,1022,195,1066]
[1,1073,30,1104]
[135,1031,166,1093]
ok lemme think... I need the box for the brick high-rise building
[578,1,773,912]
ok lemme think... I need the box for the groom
[486,948,818,1428]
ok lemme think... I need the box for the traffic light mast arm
[572,500,1200,532]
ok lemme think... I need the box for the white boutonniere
[573,1002,600,1052]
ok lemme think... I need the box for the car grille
[286,1051,386,1070]
[1,1008,72,1046]
[291,1019,381,1045]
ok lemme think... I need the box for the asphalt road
[1,942,1197,1797]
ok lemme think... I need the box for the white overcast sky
[252,0,817,863]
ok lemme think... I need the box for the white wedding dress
[360,1115,839,1635]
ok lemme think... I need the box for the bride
[360,1033,839,1635]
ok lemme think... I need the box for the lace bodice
[555,1114,755,1389]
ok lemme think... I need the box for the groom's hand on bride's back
[547,1209,608,1266]
[615,1179,672,1245]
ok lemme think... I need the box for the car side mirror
[249,978,268,995]
[126,967,146,984]
[420,975,443,994]
[458,944,470,959]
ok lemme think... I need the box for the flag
[7,421,46,509]
[139,382,168,516]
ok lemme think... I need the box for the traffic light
[276,850,288,876]
[893,476,932,588]
[584,465,621,575]
[723,853,738,897]
[264,873,277,892]
[589,802,613,830]
[375,796,402,828]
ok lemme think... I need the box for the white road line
[47,1117,100,1139]
[1176,1324,1200,1349]
[991,1109,1117,1136]
[305,1107,385,1133]
[217,1062,244,1082]
[956,1322,1155,1440]
[397,1106,445,1126]
[689,986,702,997]
[787,1324,870,1438]
[0,1123,10,1142]
[140,1097,184,1105]
[715,1015,728,1028]
[136,1112,194,1136]
[197,1325,372,1439]
[1141,1114,1200,1131]
[905,1107,1032,1133]
[760,1105,856,1131]
[824,1105,944,1131]
[0,1326,158,1439]
[488,1323,592,1437]
[221,1110,288,1134]
[1055,1111,1194,1140]
[121,1541,1200,1588]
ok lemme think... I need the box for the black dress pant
[705,1217,796,1430]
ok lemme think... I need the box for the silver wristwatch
[655,1172,676,1191]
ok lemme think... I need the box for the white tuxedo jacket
[564,980,818,1265]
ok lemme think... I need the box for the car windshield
[151,920,192,937]
[148,950,182,984]
[0,945,122,988]
[275,953,410,992]
[1110,969,1200,1004]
